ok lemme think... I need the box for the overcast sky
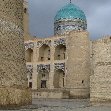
[28,0,111,40]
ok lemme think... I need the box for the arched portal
[25,48,33,62]
[53,69,65,88]
[37,69,49,89]
[38,44,50,61]
[54,44,66,60]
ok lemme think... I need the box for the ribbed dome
[54,3,86,22]
[54,3,87,36]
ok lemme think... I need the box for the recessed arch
[53,69,65,88]
[38,44,50,61]
[54,44,66,60]
[25,48,33,62]
[37,69,49,89]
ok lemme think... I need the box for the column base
[0,87,32,108]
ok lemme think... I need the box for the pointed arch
[25,48,33,62]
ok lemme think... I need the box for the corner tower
[0,0,31,107]
[57,2,90,98]
[66,31,90,98]
[54,3,87,35]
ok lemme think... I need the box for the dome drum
[54,18,87,35]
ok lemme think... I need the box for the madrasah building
[24,0,111,102]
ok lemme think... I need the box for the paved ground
[0,99,111,111]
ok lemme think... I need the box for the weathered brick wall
[0,0,31,107]
[90,37,111,103]
[66,31,90,98]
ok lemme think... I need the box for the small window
[82,80,84,84]
[29,82,32,88]
[58,55,60,57]
[48,50,50,55]
[41,57,44,61]
[41,80,47,88]
[48,58,50,60]
[24,8,27,13]
[58,55,60,59]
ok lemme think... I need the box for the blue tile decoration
[54,3,87,35]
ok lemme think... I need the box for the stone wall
[25,36,68,98]
[90,36,111,103]
[66,31,90,98]
[25,31,91,99]
[25,36,66,90]
[0,0,31,107]
[32,89,69,99]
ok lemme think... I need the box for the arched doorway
[38,44,50,61]
[53,69,65,88]
[37,69,49,89]
[25,48,33,62]
[54,44,66,60]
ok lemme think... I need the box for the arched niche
[38,44,50,62]
[53,69,65,88]
[25,48,33,62]
[54,44,66,60]
[37,69,49,89]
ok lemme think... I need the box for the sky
[28,0,111,40]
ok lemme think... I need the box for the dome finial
[70,0,72,3]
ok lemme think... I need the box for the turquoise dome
[54,3,87,35]
[54,3,86,21]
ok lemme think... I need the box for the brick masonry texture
[90,37,111,103]
[0,0,32,107]
[1,0,111,105]
[24,0,111,103]
[66,31,90,98]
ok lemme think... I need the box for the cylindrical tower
[54,3,87,36]
[66,31,90,98]
[0,0,32,107]
[54,2,90,98]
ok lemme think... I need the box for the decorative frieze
[54,38,66,47]
[54,63,65,71]
[25,42,34,50]
[37,40,51,48]
[54,19,87,36]
[37,64,50,72]
[26,64,33,73]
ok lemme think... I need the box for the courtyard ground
[0,99,111,111]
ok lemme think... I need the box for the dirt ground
[1,99,111,111]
